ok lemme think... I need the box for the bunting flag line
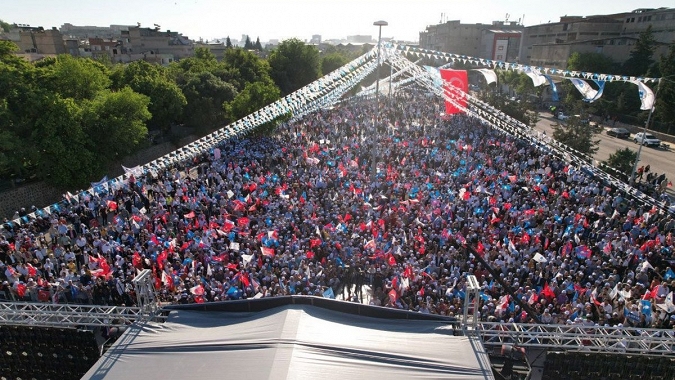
[544,75,559,102]
[474,68,497,85]
[570,78,605,103]
[631,80,656,110]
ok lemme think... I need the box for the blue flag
[665,267,675,281]
[323,287,335,299]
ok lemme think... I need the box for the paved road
[531,112,675,198]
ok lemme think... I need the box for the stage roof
[82,303,494,380]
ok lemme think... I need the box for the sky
[2,0,674,42]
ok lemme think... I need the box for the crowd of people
[1,89,674,330]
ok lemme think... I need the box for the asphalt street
[530,112,675,198]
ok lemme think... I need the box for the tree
[31,94,100,188]
[0,19,11,33]
[38,55,111,100]
[222,48,274,91]
[244,36,253,50]
[82,87,151,161]
[268,38,320,95]
[179,71,237,129]
[110,60,186,131]
[623,25,657,77]
[254,37,263,51]
[567,52,616,73]
[321,52,348,75]
[655,44,675,134]
[224,80,281,122]
[226,36,233,49]
[552,117,601,156]
[602,148,637,181]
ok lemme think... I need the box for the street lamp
[373,20,387,178]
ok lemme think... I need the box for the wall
[0,135,198,219]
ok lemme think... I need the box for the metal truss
[475,321,675,355]
[1,299,673,356]
[0,302,143,328]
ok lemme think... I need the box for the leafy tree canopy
[222,48,274,90]
[321,52,348,76]
[602,148,637,181]
[224,80,281,123]
[268,38,320,95]
[38,54,111,100]
[623,25,657,77]
[552,117,600,156]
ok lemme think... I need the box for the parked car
[633,132,661,147]
[557,112,569,121]
[607,127,630,139]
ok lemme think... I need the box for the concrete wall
[0,135,198,219]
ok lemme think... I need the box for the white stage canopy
[82,304,494,380]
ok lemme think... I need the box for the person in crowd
[0,89,673,328]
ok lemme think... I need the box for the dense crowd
[1,89,674,330]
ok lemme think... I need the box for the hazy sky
[2,0,673,42]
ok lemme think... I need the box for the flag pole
[629,78,661,183]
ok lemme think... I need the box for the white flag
[241,254,253,266]
[635,81,655,110]
[533,252,547,263]
[570,78,598,101]
[526,71,547,87]
[609,283,619,300]
[475,68,497,85]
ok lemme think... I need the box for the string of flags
[389,52,668,214]
[2,44,664,229]
[394,43,660,83]
[2,48,379,229]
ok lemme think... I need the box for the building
[419,20,523,60]
[60,23,130,39]
[17,26,67,55]
[347,35,373,44]
[310,34,322,45]
[194,41,228,60]
[121,26,194,61]
[520,7,675,68]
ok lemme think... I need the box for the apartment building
[419,20,523,60]
[520,7,675,68]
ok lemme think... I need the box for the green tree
[321,52,348,75]
[38,55,111,100]
[226,36,233,49]
[110,60,186,131]
[602,148,637,181]
[179,71,237,129]
[0,41,42,181]
[224,80,281,122]
[552,117,600,156]
[655,45,675,134]
[222,48,274,91]
[0,19,11,33]
[82,87,151,161]
[268,38,320,95]
[254,37,263,51]
[31,95,100,188]
[567,52,616,73]
[623,25,656,77]
[244,36,253,50]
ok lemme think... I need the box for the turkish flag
[439,69,468,115]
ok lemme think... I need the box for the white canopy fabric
[82,304,494,380]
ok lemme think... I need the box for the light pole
[373,20,387,179]
[629,78,661,183]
